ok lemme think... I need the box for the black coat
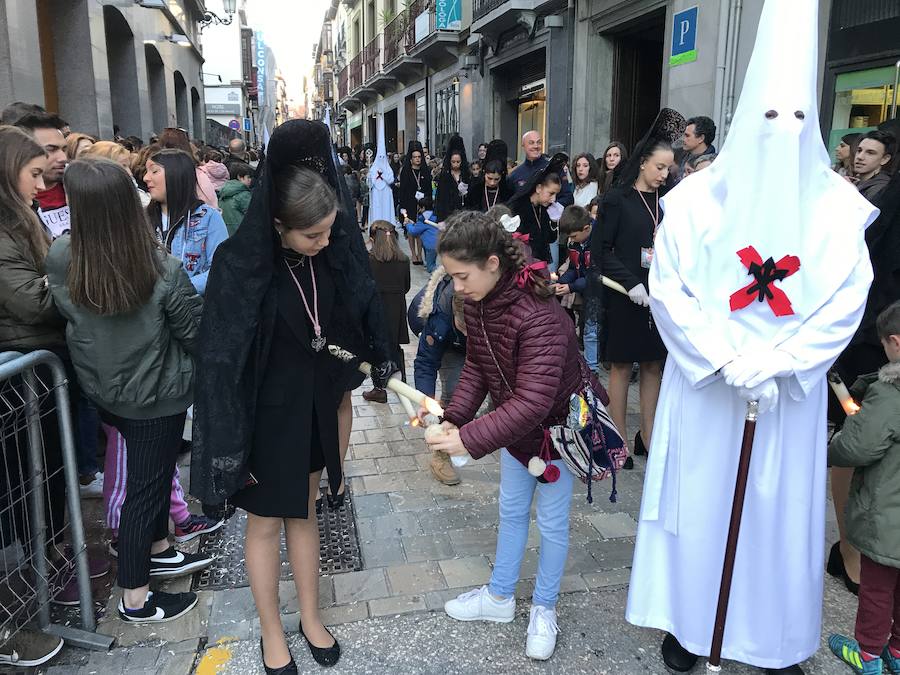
[396,164,430,218]
[369,257,411,347]
[433,170,469,221]
[191,120,391,505]
[511,199,555,264]
[464,177,509,212]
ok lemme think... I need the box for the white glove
[547,202,564,221]
[722,349,793,389]
[457,182,468,196]
[627,283,650,307]
[736,378,779,414]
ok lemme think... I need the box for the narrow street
[40,240,860,675]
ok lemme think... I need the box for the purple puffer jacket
[443,271,607,467]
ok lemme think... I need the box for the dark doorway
[191,88,203,140]
[104,5,141,137]
[384,107,399,154]
[144,44,167,133]
[350,125,362,151]
[367,113,377,146]
[173,71,189,131]
[608,9,665,151]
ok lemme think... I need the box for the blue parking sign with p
[670,6,698,66]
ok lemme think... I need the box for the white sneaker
[79,472,104,499]
[444,585,515,623]
[525,605,558,660]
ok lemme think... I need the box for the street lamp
[200,0,237,29]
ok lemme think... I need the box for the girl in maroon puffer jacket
[425,210,607,661]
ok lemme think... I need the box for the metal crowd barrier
[0,350,112,651]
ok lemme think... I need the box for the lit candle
[827,370,860,415]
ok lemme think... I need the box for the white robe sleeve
[775,236,873,401]
[649,218,738,389]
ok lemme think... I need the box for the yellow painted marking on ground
[195,638,236,674]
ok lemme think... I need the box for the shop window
[435,80,460,155]
[829,65,897,151]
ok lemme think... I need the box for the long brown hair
[0,125,50,267]
[64,157,163,314]
[368,220,408,263]
[437,210,552,299]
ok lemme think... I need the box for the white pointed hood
[655,0,876,365]
[368,114,394,191]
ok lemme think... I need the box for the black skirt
[604,291,667,363]
[229,256,343,519]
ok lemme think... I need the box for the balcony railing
[337,66,348,100]
[405,0,428,47]
[473,0,506,20]
[348,53,362,92]
[383,8,410,66]
[362,36,381,83]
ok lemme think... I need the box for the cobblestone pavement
[24,240,860,675]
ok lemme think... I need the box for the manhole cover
[191,482,362,591]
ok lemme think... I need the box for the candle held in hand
[424,423,468,467]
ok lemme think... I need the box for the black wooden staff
[707,400,760,672]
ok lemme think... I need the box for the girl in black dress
[433,135,471,222]
[592,139,674,469]
[506,155,567,265]
[363,221,411,403]
[396,141,429,265]
[192,120,394,673]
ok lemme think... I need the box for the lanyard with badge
[636,189,659,270]
[636,188,659,330]
[412,168,425,201]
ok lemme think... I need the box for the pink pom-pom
[543,464,561,483]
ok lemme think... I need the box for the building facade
[314,0,897,163]
[0,0,207,141]
[316,0,572,161]
[572,0,898,157]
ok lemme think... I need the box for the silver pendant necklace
[284,258,325,351]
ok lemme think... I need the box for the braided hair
[437,210,553,300]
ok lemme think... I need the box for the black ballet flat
[634,431,648,456]
[622,456,634,471]
[299,621,341,667]
[843,569,860,596]
[326,490,345,510]
[826,541,845,578]
[260,638,298,675]
[765,666,805,675]
[661,633,698,672]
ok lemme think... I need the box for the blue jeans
[548,241,560,273]
[424,247,438,273]
[583,317,599,371]
[489,448,574,608]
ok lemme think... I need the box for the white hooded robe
[625,0,877,669]
[367,114,396,226]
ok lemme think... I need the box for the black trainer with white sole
[148,547,213,578]
[118,590,198,623]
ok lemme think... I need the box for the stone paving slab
[205,581,859,675]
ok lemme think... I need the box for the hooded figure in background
[433,134,470,222]
[625,1,877,673]
[367,115,395,226]
[190,119,393,508]
[465,139,513,211]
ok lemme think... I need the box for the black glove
[371,360,399,389]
